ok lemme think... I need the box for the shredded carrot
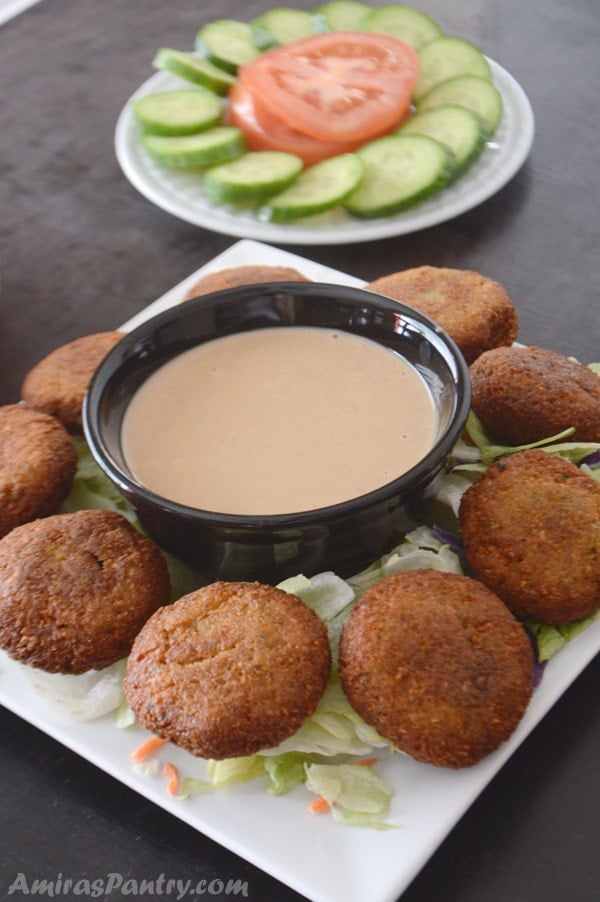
[308,795,330,814]
[130,735,168,761]
[163,762,180,796]
[356,757,378,767]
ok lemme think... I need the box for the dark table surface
[1,1,599,900]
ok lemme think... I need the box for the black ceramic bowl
[83,282,471,584]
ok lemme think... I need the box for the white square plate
[1,240,598,902]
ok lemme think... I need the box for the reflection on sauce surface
[121,326,437,515]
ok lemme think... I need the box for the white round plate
[115,60,534,246]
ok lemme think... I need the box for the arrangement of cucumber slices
[132,3,504,223]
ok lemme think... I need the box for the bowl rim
[83,281,472,526]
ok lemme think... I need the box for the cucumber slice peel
[141,127,246,169]
[132,89,223,136]
[202,151,304,204]
[196,20,261,74]
[152,48,235,94]
[257,153,364,222]
[311,1,371,32]
[345,134,453,218]
[415,36,492,102]
[417,74,504,135]
[142,8,508,221]
[363,4,443,49]
[251,8,314,49]
[397,105,487,178]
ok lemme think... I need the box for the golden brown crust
[21,331,124,433]
[125,581,332,759]
[0,510,171,674]
[184,265,311,300]
[459,449,600,624]
[338,570,533,768]
[470,345,600,444]
[0,404,77,539]
[366,265,518,364]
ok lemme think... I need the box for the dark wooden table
[1,1,598,900]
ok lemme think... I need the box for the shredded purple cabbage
[431,524,464,551]
[582,448,600,467]
[526,630,546,687]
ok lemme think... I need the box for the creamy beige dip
[121,326,437,515]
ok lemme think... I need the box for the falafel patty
[0,509,171,674]
[338,569,534,768]
[184,264,311,300]
[0,404,77,539]
[366,265,518,364]
[469,345,600,444]
[125,581,332,759]
[459,449,600,625]
[21,330,124,433]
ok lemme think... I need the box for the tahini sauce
[121,326,437,515]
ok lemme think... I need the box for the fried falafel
[470,345,600,444]
[125,581,332,759]
[21,330,124,433]
[184,264,311,300]
[0,509,171,674]
[366,265,518,364]
[338,569,534,768]
[459,449,600,625]
[0,404,77,539]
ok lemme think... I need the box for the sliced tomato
[227,80,366,166]
[237,31,420,143]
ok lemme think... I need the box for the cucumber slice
[251,8,314,50]
[417,74,503,135]
[414,36,492,102]
[141,127,246,169]
[132,89,223,137]
[363,4,443,49]
[397,105,487,177]
[202,151,303,204]
[195,20,261,74]
[311,1,371,32]
[257,153,364,222]
[344,134,452,218]
[152,48,235,94]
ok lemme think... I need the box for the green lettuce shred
[348,525,463,594]
[206,755,267,788]
[526,613,600,662]
[262,674,393,758]
[61,436,138,523]
[62,432,599,825]
[263,753,315,795]
[304,762,395,829]
[455,410,600,470]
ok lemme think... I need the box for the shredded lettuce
[206,755,267,788]
[61,437,138,523]
[451,410,600,470]
[262,674,393,758]
[304,762,395,829]
[133,758,161,778]
[526,614,600,662]
[348,524,464,595]
[43,426,599,825]
[115,699,136,729]
[263,753,315,795]
[278,571,355,660]
[17,657,128,721]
